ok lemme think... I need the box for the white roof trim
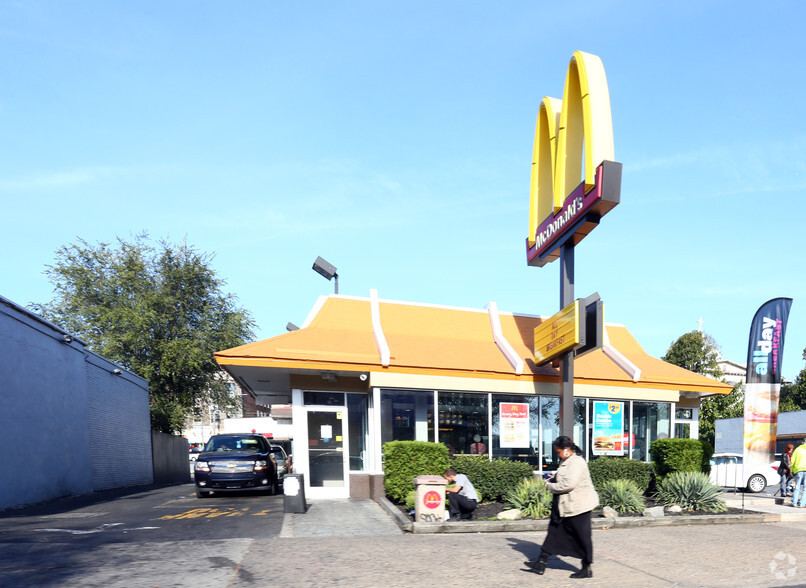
[486,301,524,375]
[301,295,329,328]
[370,289,391,367]
[602,326,642,382]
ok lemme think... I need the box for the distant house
[717,358,746,387]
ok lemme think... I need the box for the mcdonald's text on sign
[526,51,622,268]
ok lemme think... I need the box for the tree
[662,330,743,445]
[662,330,723,379]
[780,347,806,412]
[39,234,255,433]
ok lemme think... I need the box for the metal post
[559,242,574,438]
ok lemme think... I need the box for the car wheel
[747,474,766,493]
[196,488,211,498]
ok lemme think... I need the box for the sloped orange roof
[215,295,731,395]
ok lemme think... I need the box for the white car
[709,452,777,493]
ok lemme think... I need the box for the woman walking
[525,436,599,579]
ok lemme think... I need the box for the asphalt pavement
[4,485,806,587]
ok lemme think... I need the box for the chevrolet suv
[194,434,278,498]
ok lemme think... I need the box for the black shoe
[524,560,547,574]
[570,565,592,578]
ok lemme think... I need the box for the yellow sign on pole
[534,300,580,364]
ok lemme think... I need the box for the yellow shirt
[790,444,806,474]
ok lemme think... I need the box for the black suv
[194,434,278,498]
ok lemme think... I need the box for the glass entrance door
[306,409,348,498]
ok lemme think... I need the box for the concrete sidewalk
[277,492,806,538]
[257,508,806,587]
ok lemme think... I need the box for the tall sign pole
[559,243,574,436]
[526,51,622,440]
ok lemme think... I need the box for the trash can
[413,475,447,523]
[283,473,306,513]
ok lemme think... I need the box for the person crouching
[443,468,478,520]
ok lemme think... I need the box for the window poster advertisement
[592,401,625,456]
[500,403,529,448]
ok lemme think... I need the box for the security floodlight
[312,256,339,294]
[286,322,300,332]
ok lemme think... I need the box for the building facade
[215,293,731,500]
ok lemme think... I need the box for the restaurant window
[491,395,540,467]
[587,400,630,462]
[304,391,345,406]
[632,402,671,461]
[347,393,368,471]
[380,390,434,445]
[437,391,487,456]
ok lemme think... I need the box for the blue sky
[2,1,805,380]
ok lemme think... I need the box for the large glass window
[347,393,368,471]
[540,396,560,469]
[632,402,671,461]
[491,395,540,466]
[587,400,630,461]
[380,390,434,444]
[438,392,487,456]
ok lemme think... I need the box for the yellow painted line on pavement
[159,507,270,520]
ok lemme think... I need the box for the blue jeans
[780,474,791,495]
[793,471,806,507]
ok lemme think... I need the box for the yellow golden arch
[527,51,615,248]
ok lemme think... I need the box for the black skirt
[541,495,593,564]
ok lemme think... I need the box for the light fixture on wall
[312,256,339,294]
[286,322,300,331]
[61,334,73,343]
[321,371,338,383]
[112,368,122,375]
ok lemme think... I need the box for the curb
[377,497,801,535]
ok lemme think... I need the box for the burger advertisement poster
[743,298,793,466]
[592,401,625,456]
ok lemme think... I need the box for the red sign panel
[423,490,442,509]
[501,403,528,419]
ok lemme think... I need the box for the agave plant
[504,477,552,519]
[598,478,645,514]
[654,471,727,513]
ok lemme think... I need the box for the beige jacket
[546,454,599,517]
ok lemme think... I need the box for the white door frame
[299,404,350,499]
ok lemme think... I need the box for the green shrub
[650,438,703,478]
[504,477,552,519]
[653,471,726,512]
[404,490,416,511]
[452,456,533,503]
[588,457,654,494]
[598,479,645,514]
[382,441,451,503]
[699,439,714,475]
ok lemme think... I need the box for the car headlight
[254,460,268,471]
[195,461,210,472]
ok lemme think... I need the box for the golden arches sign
[526,51,621,267]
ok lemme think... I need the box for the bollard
[413,475,447,523]
[283,473,306,513]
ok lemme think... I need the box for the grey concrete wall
[0,295,153,510]
[152,431,191,484]
[86,354,153,490]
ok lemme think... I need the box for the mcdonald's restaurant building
[215,293,732,500]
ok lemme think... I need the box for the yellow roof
[215,295,731,396]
